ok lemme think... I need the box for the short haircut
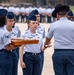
[57,9,67,16]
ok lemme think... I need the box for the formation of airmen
[0,7,47,75]
[0,4,55,23]
[0,3,74,75]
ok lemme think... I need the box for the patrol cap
[67,10,73,16]
[30,9,39,16]
[6,12,15,19]
[0,9,8,16]
[52,4,70,18]
[27,14,36,21]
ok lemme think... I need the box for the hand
[20,61,26,68]
[44,44,52,48]
[41,44,52,51]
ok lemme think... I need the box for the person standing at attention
[29,9,46,75]
[19,14,49,75]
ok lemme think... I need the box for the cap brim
[52,6,70,18]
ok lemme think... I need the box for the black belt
[0,49,6,52]
[55,49,74,51]
[0,49,12,52]
[25,52,41,55]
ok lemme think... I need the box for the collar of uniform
[1,26,5,30]
[37,24,42,28]
[28,30,38,36]
[4,25,8,32]
[59,17,68,20]
[4,25,13,33]
[38,24,40,28]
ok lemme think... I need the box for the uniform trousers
[15,47,19,60]
[40,51,44,75]
[47,16,51,23]
[12,50,18,75]
[25,16,29,21]
[15,15,19,22]
[23,52,42,75]
[0,49,12,75]
[52,49,74,75]
[40,14,43,23]
[21,14,25,23]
